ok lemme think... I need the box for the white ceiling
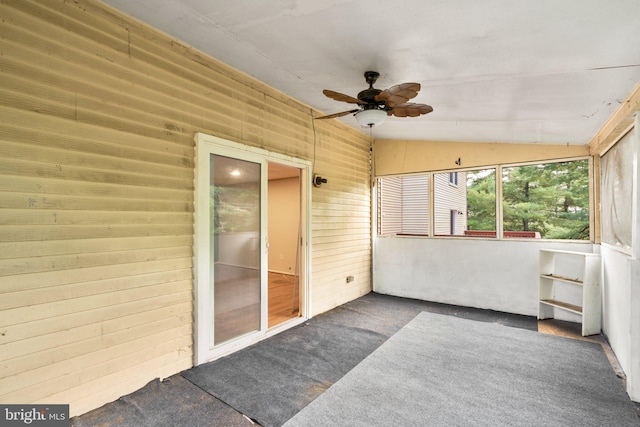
[101,0,640,145]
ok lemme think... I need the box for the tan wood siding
[0,0,371,416]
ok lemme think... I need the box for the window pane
[435,169,496,237]
[502,160,589,240]
[377,175,429,236]
[466,169,497,236]
[211,154,261,346]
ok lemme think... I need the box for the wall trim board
[589,81,640,157]
[374,139,589,176]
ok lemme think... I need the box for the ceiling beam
[589,81,640,156]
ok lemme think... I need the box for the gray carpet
[182,320,388,426]
[182,293,538,427]
[284,311,640,427]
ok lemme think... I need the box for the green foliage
[466,160,590,239]
[501,160,589,239]
[466,169,496,231]
[211,184,260,233]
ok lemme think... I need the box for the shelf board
[539,249,600,257]
[540,299,583,315]
[539,274,583,285]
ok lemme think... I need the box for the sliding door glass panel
[210,154,261,346]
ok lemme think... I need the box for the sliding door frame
[193,132,312,365]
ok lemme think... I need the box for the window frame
[449,171,459,186]
[375,156,593,242]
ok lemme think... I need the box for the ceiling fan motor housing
[357,88,384,107]
[360,72,389,110]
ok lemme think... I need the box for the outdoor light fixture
[313,174,327,187]
[355,109,387,127]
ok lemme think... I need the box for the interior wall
[0,0,371,416]
[268,177,300,274]
[216,232,261,269]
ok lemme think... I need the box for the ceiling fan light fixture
[355,108,387,127]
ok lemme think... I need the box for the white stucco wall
[373,236,593,316]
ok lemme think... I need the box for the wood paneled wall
[0,0,371,416]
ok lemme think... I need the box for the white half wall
[373,236,593,317]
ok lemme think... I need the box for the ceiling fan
[315,71,433,127]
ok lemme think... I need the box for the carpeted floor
[71,293,639,427]
[181,293,538,427]
[283,311,640,426]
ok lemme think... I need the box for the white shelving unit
[538,249,601,336]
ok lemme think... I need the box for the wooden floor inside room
[537,318,603,343]
[268,271,300,328]
[212,265,300,343]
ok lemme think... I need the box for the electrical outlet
[346,275,354,283]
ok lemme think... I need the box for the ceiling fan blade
[388,103,433,117]
[375,83,421,107]
[323,90,367,105]
[315,109,360,120]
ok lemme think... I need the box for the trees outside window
[501,160,589,240]
[466,169,497,235]
[377,159,589,240]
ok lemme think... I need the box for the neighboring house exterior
[377,172,467,236]
[434,172,467,236]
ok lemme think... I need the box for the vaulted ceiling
[101,0,640,145]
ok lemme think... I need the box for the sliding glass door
[210,154,262,345]
[194,133,311,364]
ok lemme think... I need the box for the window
[465,168,497,237]
[376,159,589,240]
[435,169,496,237]
[377,175,429,236]
[502,160,589,240]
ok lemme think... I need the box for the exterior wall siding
[434,172,467,235]
[377,175,429,236]
[0,0,371,416]
[377,177,402,235]
[401,175,430,234]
